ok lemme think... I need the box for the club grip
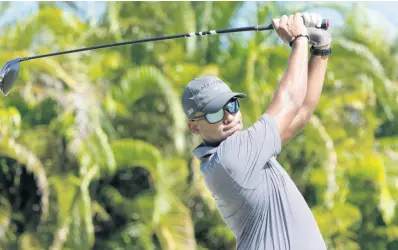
[256,18,330,31]
[321,19,330,29]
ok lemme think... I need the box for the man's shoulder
[199,154,242,193]
[199,152,230,176]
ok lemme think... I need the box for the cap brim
[201,92,246,114]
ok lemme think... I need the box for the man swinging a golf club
[181,13,331,250]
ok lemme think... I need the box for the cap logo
[188,108,194,115]
[199,79,223,93]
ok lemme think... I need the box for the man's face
[188,107,243,144]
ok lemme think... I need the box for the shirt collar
[192,141,220,160]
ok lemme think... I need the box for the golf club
[0,19,330,96]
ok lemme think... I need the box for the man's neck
[203,140,222,147]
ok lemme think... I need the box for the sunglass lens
[226,99,239,114]
[206,109,224,123]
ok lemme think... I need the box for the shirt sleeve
[216,113,282,189]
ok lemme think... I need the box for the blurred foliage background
[0,1,397,250]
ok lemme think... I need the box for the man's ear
[188,122,200,134]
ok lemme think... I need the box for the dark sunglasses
[190,98,240,124]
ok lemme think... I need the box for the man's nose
[223,109,234,124]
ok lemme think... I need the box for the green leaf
[154,192,197,250]
[111,139,161,180]
[104,221,155,250]
[386,226,398,242]
[380,183,396,225]
[91,201,111,222]
[19,232,42,250]
[189,158,217,211]
[0,137,49,221]
[110,138,196,249]
[0,197,11,239]
[116,66,187,153]
[50,175,80,225]
[100,185,138,218]
[312,202,362,237]
[0,107,21,138]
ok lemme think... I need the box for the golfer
[181,13,331,250]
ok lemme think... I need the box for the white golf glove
[302,13,332,48]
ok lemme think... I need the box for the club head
[0,59,20,96]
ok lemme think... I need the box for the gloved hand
[301,13,332,48]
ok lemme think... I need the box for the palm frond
[333,39,396,120]
[117,66,187,154]
[0,137,49,221]
[49,219,70,250]
[51,83,116,177]
[181,2,197,57]
[18,232,42,250]
[111,138,196,249]
[111,139,160,179]
[0,197,11,240]
[188,157,217,211]
[100,185,138,217]
[49,172,96,250]
[104,221,155,250]
[310,115,338,209]
[155,192,197,250]
[244,41,262,123]
[8,5,86,51]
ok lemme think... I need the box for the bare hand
[272,13,308,44]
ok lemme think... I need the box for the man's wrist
[313,43,331,50]
[310,44,331,57]
[291,37,309,49]
[290,35,310,47]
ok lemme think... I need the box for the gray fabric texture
[193,113,327,250]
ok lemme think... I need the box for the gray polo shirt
[193,113,327,250]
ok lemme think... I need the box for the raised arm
[279,13,332,145]
[280,44,330,145]
[266,13,309,136]
[217,14,310,188]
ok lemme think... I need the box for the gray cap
[181,76,246,120]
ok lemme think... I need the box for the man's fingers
[272,18,280,30]
[275,13,324,29]
[272,15,287,29]
[302,13,311,26]
[314,13,323,28]
[294,12,302,20]
[287,14,294,27]
[309,13,322,28]
[302,12,323,28]
[280,15,288,28]
[294,12,303,24]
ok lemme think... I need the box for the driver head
[0,59,20,96]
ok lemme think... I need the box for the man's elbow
[299,106,314,127]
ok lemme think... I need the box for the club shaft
[18,25,273,62]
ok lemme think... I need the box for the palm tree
[1,2,397,250]
[1,2,206,249]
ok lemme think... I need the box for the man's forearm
[278,38,309,108]
[267,38,309,112]
[266,38,309,135]
[280,51,329,145]
[302,52,329,111]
